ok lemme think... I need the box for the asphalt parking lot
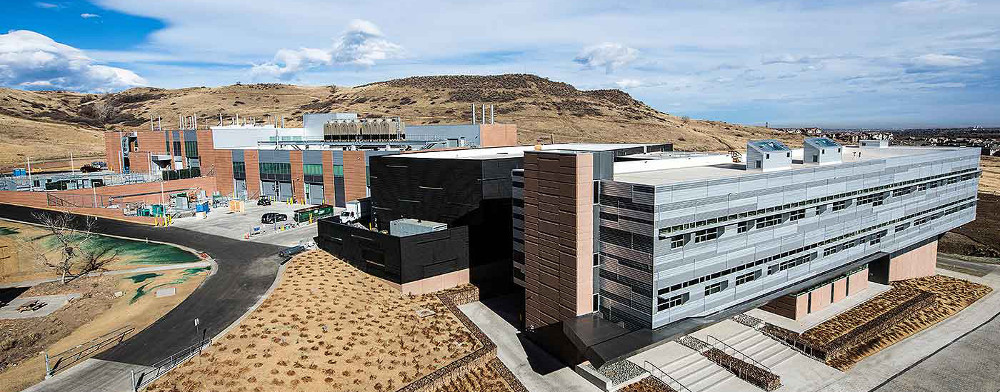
[170,201,332,247]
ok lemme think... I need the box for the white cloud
[80,13,101,19]
[251,19,402,80]
[893,0,975,13]
[912,54,983,67]
[615,78,643,89]
[35,2,59,9]
[0,30,146,92]
[574,43,638,73]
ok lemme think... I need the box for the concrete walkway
[21,359,151,392]
[0,293,81,319]
[458,301,601,392]
[818,266,1000,392]
[0,261,213,289]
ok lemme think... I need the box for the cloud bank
[574,43,638,74]
[251,19,403,80]
[0,30,145,92]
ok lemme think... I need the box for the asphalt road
[871,307,1000,392]
[0,204,283,366]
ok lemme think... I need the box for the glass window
[333,164,345,176]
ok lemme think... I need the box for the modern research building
[514,138,979,366]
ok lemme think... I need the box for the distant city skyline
[1,0,998,128]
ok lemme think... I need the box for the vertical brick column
[522,150,594,330]
[343,151,367,202]
[104,133,122,173]
[290,151,304,203]
[244,150,260,197]
[322,151,336,205]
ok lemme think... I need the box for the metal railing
[707,335,772,373]
[643,360,692,392]
[44,325,134,377]
[131,338,210,391]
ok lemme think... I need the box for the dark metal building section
[315,219,470,284]
[369,155,523,296]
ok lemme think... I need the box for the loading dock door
[261,180,277,198]
[234,179,247,199]
[279,181,293,203]
[306,183,324,205]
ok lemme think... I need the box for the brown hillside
[0,74,800,168]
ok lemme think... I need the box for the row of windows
[767,254,813,274]
[657,168,979,237]
[704,280,728,296]
[735,270,761,286]
[303,164,323,176]
[654,196,976,301]
[657,293,689,312]
[661,172,978,250]
[259,162,292,175]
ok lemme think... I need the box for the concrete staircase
[656,327,797,392]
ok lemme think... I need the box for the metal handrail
[707,335,771,373]
[131,338,210,391]
[45,325,134,376]
[643,360,692,392]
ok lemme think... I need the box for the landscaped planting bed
[620,376,677,392]
[800,275,992,370]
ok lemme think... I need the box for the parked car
[261,212,288,224]
[257,196,272,206]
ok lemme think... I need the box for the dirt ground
[941,192,1000,257]
[0,267,209,392]
[0,219,202,285]
[800,275,991,370]
[146,250,483,392]
[978,156,1000,195]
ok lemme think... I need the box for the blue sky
[1,0,999,128]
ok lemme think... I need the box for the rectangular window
[232,162,246,180]
[694,228,719,243]
[789,209,806,221]
[737,221,753,233]
[735,270,760,286]
[756,214,783,229]
[657,293,689,312]
[332,164,345,177]
[303,164,323,176]
[704,281,728,297]
[671,235,684,249]
[832,200,850,211]
[184,141,199,157]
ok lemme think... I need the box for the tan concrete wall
[832,277,848,302]
[479,124,518,147]
[808,283,832,313]
[522,151,594,330]
[399,269,471,296]
[889,240,938,281]
[848,267,869,296]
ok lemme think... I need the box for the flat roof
[613,146,963,186]
[386,143,654,160]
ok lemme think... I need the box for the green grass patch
[40,234,200,265]
[0,226,20,235]
[126,273,162,284]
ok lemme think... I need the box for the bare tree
[23,211,103,284]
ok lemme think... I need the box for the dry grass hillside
[0,74,800,168]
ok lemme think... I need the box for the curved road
[0,204,283,366]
